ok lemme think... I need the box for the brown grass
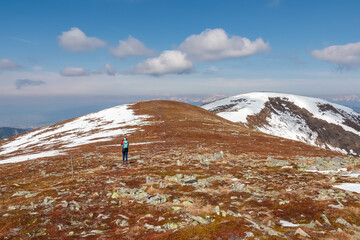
[326,232,358,240]
[146,187,165,195]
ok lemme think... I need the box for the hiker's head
[124,137,127,141]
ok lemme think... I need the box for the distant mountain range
[203,92,360,156]
[0,127,31,140]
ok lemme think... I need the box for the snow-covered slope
[202,92,360,155]
[0,104,151,164]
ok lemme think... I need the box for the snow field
[0,104,151,164]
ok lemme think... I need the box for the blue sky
[1,0,360,127]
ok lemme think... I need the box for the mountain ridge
[202,92,360,156]
[0,127,31,140]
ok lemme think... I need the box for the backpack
[123,141,129,149]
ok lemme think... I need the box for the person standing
[121,137,129,163]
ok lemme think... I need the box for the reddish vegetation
[0,100,359,239]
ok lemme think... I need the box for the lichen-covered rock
[188,215,209,224]
[315,157,346,171]
[320,214,331,227]
[231,182,250,193]
[265,158,289,167]
[163,222,178,230]
[214,206,220,215]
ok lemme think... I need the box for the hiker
[121,137,129,163]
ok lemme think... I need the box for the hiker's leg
[125,150,128,162]
[122,149,125,162]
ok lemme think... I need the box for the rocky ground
[1,101,360,239]
[1,147,360,239]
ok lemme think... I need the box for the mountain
[202,92,360,156]
[0,127,31,140]
[0,100,332,165]
[2,100,360,240]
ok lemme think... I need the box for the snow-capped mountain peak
[202,92,360,155]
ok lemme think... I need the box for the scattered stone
[244,232,254,238]
[188,215,209,224]
[295,228,310,238]
[116,219,129,227]
[172,206,181,211]
[336,218,351,227]
[315,157,346,171]
[182,200,193,206]
[164,223,178,230]
[320,214,331,227]
[8,205,19,211]
[213,151,224,160]
[265,157,289,167]
[214,206,220,215]
[11,191,30,197]
[146,176,152,184]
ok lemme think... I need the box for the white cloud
[109,36,154,58]
[105,63,117,76]
[0,59,21,69]
[60,67,88,76]
[178,28,270,61]
[131,50,193,76]
[58,27,106,52]
[312,42,360,69]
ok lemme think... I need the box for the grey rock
[213,151,224,160]
[188,214,210,224]
[11,191,30,197]
[315,157,346,171]
[231,182,250,193]
[265,158,289,167]
[336,218,351,227]
[244,232,255,238]
[116,219,129,227]
[295,228,310,238]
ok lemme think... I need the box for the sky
[1,0,360,127]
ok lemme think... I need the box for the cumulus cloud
[105,63,117,76]
[178,28,270,61]
[0,59,21,69]
[131,50,193,76]
[109,36,154,58]
[58,27,106,52]
[60,67,88,76]
[311,42,360,69]
[15,79,46,90]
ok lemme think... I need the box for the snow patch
[0,151,64,164]
[279,220,300,227]
[334,183,360,193]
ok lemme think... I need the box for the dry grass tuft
[327,231,358,240]
[147,187,165,195]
